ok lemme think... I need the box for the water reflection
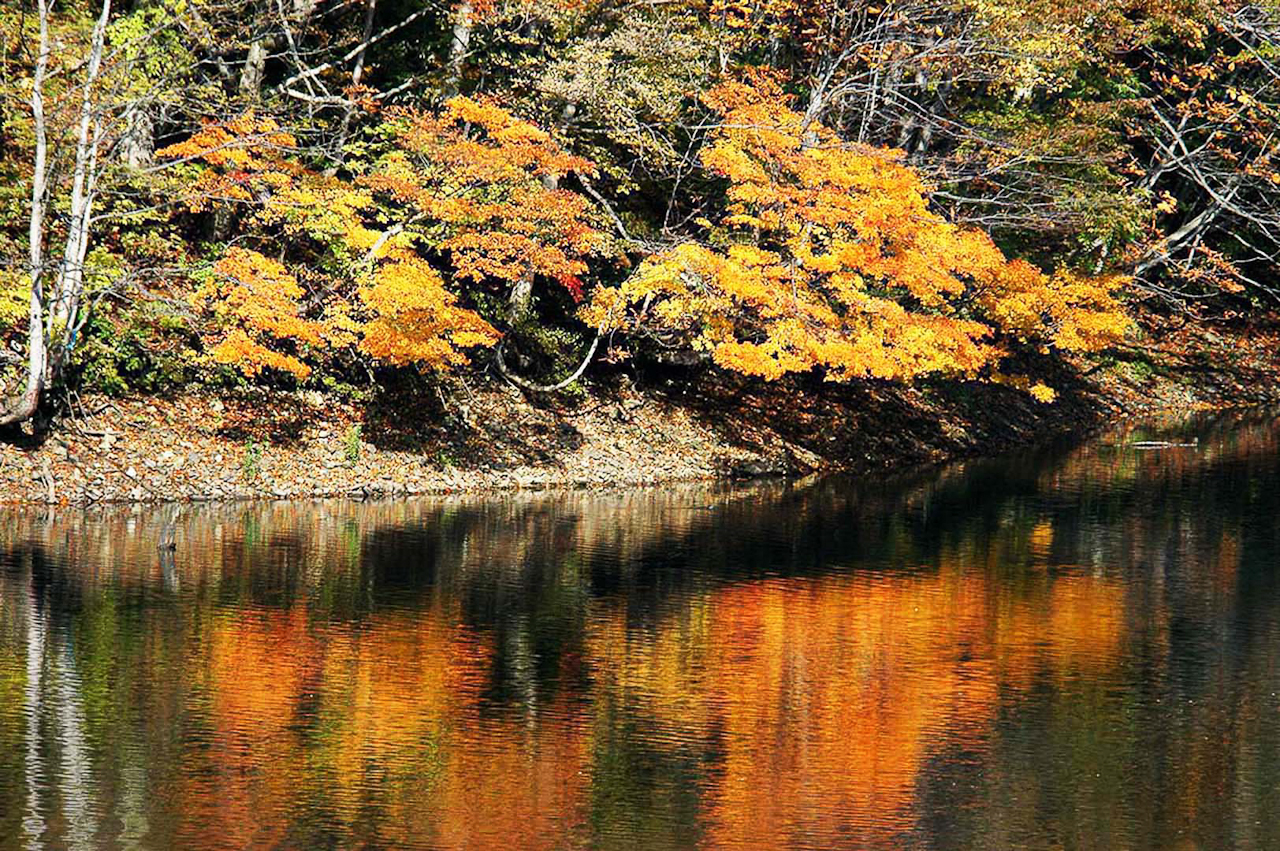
[2,409,1280,849]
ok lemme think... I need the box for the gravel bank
[4,312,1279,506]
[0,384,821,506]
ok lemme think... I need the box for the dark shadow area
[0,420,47,450]
[213,390,324,447]
[642,346,1112,475]
[359,378,592,471]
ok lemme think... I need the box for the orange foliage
[348,96,603,365]
[363,97,606,302]
[466,0,599,22]
[584,76,1129,392]
[357,255,500,367]
[156,114,299,213]
[160,98,603,377]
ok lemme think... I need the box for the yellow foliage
[0,269,29,329]
[1030,383,1058,403]
[162,100,592,376]
[363,97,607,301]
[358,257,499,367]
[258,178,385,258]
[583,76,1130,393]
[193,248,323,379]
[991,372,1059,403]
[348,98,601,365]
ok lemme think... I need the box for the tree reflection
[1,408,1279,849]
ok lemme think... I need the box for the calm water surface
[2,410,1280,849]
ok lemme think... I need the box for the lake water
[2,409,1279,850]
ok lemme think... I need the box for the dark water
[2,410,1279,850]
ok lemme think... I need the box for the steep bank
[2,313,1278,506]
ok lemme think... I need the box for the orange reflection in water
[586,565,1126,848]
[180,562,1128,849]
[6,412,1272,850]
[185,602,592,849]
[181,606,317,849]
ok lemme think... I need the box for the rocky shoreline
[0,385,820,506]
[3,315,1278,506]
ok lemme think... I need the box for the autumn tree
[0,0,281,425]
[583,76,1128,398]
[4,0,1268,427]
[767,0,1280,303]
[160,96,605,383]
[1123,2,1280,299]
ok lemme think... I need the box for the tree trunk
[444,0,473,97]
[5,0,111,427]
[509,274,534,323]
[119,101,154,169]
[1,0,51,427]
[51,0,111,339]
[350,0,377,91]
[240,36,268,100]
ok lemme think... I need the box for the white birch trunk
[1,0,52,426]
[51,0,111,337]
